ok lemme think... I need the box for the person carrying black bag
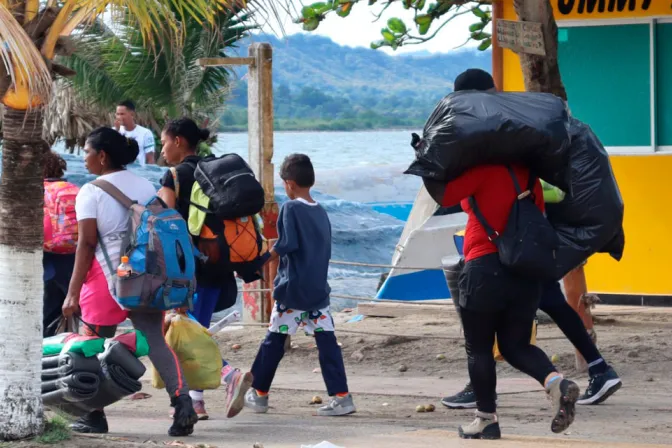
[433,69,581,440]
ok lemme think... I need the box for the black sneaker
[577,366,622,405]
[169,394,199,437]
[441,383,497,409]
[70,410,109,434]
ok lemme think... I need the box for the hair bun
[199,128,211,141]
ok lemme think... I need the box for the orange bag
[197,217,261,265]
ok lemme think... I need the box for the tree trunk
[513,0,568,101]
[0,106,45,440]
[514,0,590,372]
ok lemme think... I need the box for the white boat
[375,186,466,301]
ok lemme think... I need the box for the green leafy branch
[295,0,493,52]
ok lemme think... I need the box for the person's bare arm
[263,247,279,267]
[63,219,97,318]
[158,187,177,209]
[145,152,155,165]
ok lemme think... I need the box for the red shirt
[442,165,544,261]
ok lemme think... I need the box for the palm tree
[0,0,269,440]
[43,9,255,153]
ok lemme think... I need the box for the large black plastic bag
[546,118,625,278]
[405,91,573,192]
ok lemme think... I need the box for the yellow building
[493,0,672,304]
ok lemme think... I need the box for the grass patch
[35,416,71,445]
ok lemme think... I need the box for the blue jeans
[192,286,221,328]
[251,331,349,396]
[191,286,223,395]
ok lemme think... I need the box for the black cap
[454,68,496,92]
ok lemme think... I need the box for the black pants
[251,331,349,396]
[459,254,556,413]
[539,280,603,368]
[43,253,76,337]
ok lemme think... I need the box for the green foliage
[219,34,491,132]
[58,7,256,135]
[296,0,493,52]
[35,416,71,445]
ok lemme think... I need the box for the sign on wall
[496,19,546,56]
[555,0,670,19]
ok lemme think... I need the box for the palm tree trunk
[0,106,45,440]
[513,0,568,101]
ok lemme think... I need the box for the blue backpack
[92,180,196,311]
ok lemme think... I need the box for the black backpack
[194,154,265,219]
[469,167,559,280]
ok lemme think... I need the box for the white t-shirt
[76,170,156,294]
[119,124,155,166]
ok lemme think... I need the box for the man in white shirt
[114,100,156,166]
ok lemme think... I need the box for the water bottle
[117,256,132,278]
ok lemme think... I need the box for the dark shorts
[458,253,542,316]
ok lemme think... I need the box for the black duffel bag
[546,118,625,277]
[406,91,572,192]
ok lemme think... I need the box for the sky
[256,1,488,55]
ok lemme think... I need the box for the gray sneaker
[317,394,356,416]
[244,389,269,414]
[458,411,501,440]
[548,378,580,433]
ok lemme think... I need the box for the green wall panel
[558,24,651,148]
[656,23,672,147]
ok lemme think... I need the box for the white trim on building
[557,17,671,154]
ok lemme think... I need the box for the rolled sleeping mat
[42,372,100,407]
[42,355,60,370]
[41,372,101,395]
[75,360,142,410]
[62,342,145,411]
[42,352,101,381]
[99,341,146,380]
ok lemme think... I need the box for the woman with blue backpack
[62,127,198,437]
[158,118,254,421]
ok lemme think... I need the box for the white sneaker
[244,389,269,414]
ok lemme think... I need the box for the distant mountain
[220,34,491,131]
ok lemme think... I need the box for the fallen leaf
[130,392,152,400]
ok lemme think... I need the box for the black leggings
[459,254,556,414]
[461,306,556,413]
[539,280,602,366]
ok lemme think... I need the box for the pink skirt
[80,259,128,326]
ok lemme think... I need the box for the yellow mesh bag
[152,314,221,390]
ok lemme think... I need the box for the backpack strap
[505,166,535,200]
[90,179,136,278]
[91,179,135,209]
[170,159,199,200]
[468,197,499,241]
[170,167,180,198]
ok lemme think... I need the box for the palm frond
[49,4,257,145]
[0,4,52,105]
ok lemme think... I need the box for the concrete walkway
[273,429,672,448]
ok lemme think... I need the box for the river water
[53,129,424,306]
